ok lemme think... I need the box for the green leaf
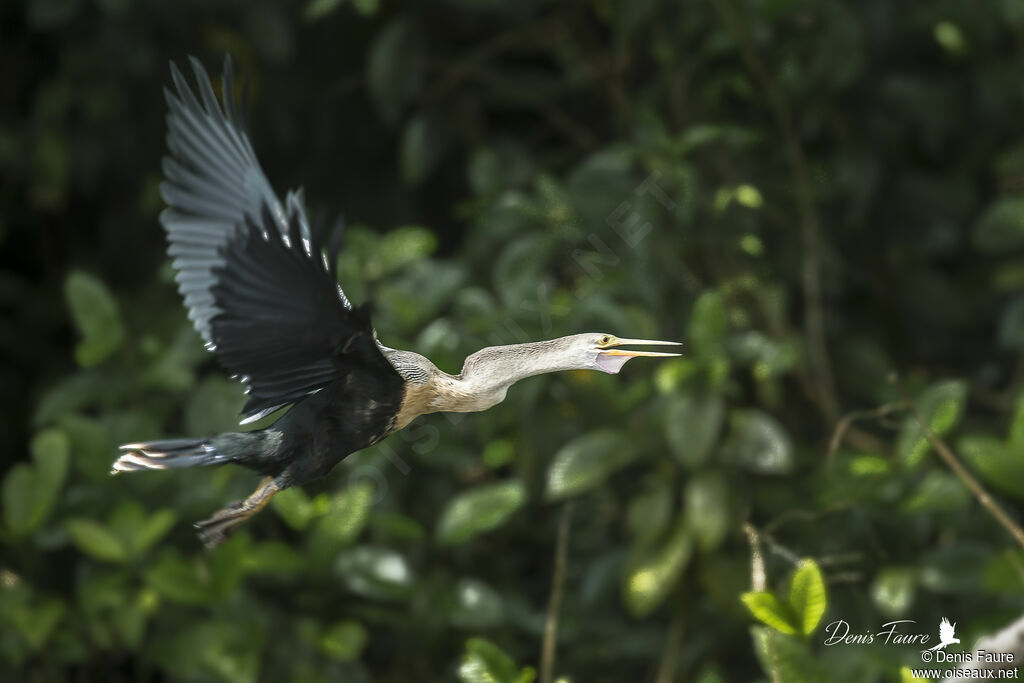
[131,508,177,556]
[750,626,826,683]
[458,637,535,683]
[303,0,343,21]
[898,380,967,467]
[400,115,446,185]
[144,550,211,604]
[271,487,317,530]
[959,434,1024,500]
[689,290,727,355]
[3,429,70,536]
[664,392,724,469]
[973,197,1024,252]
[871,567,916,617]
[65,270,124,367]
[626,480,673,550]
[788,559,826,636]
[998,295,1024,349]
[319,620,369,662]
[902,470,970,512]
[741,592,798,634]
[316,480,374,545]
[368,225,439,278]
[685,471,730,552]
[623,513,694,617]
[334,546,414,600]
[545,429,633,501]
[1011,391,1024,448]
[437,479,527,544]
[66,518,129,563]
[448,578,504,629]
[721,409,794,474]
[367,15,422,124]
[11,598,65,651]
[184,376,245,436]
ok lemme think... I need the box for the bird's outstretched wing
[160,56,398,423]
[939,618,954,642]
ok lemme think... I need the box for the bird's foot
[193,477,280,548]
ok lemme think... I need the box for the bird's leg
[194,477,280,548]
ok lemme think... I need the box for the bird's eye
[600,335,611,345]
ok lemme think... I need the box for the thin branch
[827,402,905,458]
[743,523,767,592]
[893,375,1024,550]
[711,0,840,423]
[653,607,685,683]
[540,501,573,683]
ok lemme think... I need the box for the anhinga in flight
[112,57,680,547]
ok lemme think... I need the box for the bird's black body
[114,56,407,544]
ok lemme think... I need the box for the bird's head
[570,333,682,374]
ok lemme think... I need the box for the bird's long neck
[437,340,579,413]
[389,340,580,428]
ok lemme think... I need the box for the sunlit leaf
[741,592,798,635]
[458,637,535,683]
[788,559,826,636]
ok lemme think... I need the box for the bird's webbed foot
[194,477,280,548]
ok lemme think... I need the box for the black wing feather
[160,56,390,423]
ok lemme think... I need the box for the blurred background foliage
[3,0,1024,681]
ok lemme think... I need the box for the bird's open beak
[596,338,682,374]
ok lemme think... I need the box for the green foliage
[436,479,527,544]
[3,429,69,536]
[65,270,124,367]
[458,638,536,683]
[544,429,633,500]
[5,1,1024,680]
[742,559,827,637]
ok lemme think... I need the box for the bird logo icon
[926,618,960,651]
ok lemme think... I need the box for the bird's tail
[111,437,231,473]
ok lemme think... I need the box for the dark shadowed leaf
[545,429,633,500]
[65,271,124,367]
[897,380,967,467]
[721,409,793,474]
[664,391,724,469]
[437,479,526,544]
